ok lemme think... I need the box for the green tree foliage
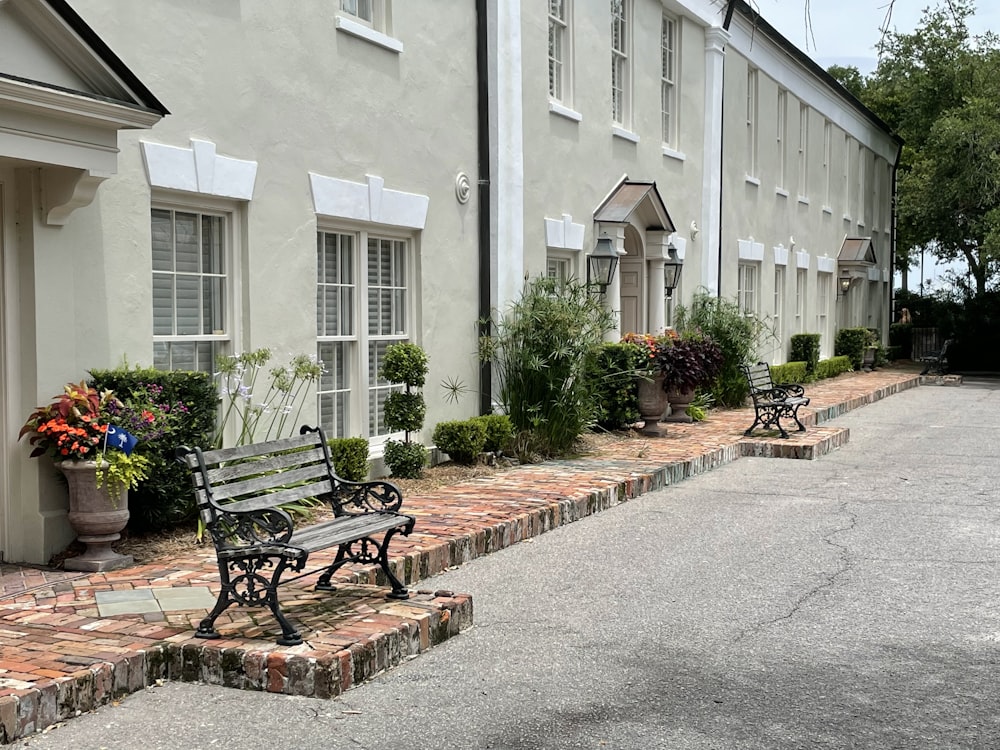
[830,1,1000,296]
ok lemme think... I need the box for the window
[773,266,785,362]
[336,0,399,50]
[843,134,852,216]
[798,103,809,197]
[661,13,677,146]
[549,1,571,104]
[795,269,806,333]
[546,254,574,283]
[339,0,389,29]
[857,144,866,225]
[817,272,830,335]
[746,68,758,177]
[776,89,787,190]
[738,263,758,317]
[611,0,630,126]
[152,206,229,372]
[823,119,832,207]
[317,229,411,440]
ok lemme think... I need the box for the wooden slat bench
[177,425,414,646]
[741,362,810,439]
[919,338,954,376]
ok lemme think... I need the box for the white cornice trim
[544,214,585,251]
[0,77,161,128]
[738,238,764,261]
[141,139,258,200]
[310,172,429,229]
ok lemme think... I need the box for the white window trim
[141,139,257,200]
[549,100,583,122]
[661,11,678,148]
[776,88,787,190]
[746,67,758,178]
[611,0,631,128]
[548,0,573,107]
[335,15,403,53]
[151,192,242,370]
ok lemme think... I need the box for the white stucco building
[1,0,898,564]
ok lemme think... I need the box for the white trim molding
[817,255,836,273]
[310,172,428,229]
[868,266,882,282]
[335,15,403,53]
[738,238,764,261]
[796,250,811,269]
[141,139,257,200]
[544,213,585,250]
[773,244,789,266]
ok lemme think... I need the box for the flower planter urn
[59,460,133,572]
[636,373,669,437]
[664,386,696,423]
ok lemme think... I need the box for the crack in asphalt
[734,501,858,643]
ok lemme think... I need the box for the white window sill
[822,205,833,215]
[549,101,582,122]
[662,146,686,162]
[335,16,403,53]
[843,213,852,222]
[775,187,789,198]
[745,175,761,186]
[797,196,810,205]
[857,221,866,229]
[611,126,639,143]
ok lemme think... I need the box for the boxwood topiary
[432,419,488,466]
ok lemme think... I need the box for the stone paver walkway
[0,367,926,743]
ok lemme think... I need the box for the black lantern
[839,275,852,295]
[587,237,619,294]
[663,243,683,299]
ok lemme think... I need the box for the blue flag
[106,425,139,456]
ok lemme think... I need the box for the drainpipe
[889,141,902,322]
[476,0,493,416]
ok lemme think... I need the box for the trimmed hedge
[471,414,515,455]
[589,342,644,430]
[88,366,216,532]
[432,419,488,465]
[790,334,821,376]
[328,437,369,481]
[835,327,871,370]
[771,361,808,385]
[816,356,852,379]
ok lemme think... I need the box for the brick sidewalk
[0,368,923,742]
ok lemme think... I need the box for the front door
[619,258,642,335]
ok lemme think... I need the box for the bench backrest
[742,362,774,397]
[177,425,337,529]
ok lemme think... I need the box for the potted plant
[621,331,678,435]
[20,381,151,571]
[654,331,724,423]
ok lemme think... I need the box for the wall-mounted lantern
[663,242,683,299]
[587,237,619,295]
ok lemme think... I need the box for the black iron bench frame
[919,338,954,376]
[741,362,810,439]
[177,425,414,646]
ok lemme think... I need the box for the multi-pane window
[823,119,832,206]
[844,134,852,214]
[317,230,410,440]
[798,103,809,196]
[339,0,390,32]
[738,263,758,317]
[774,266,785,362]
[151,207,228,372]
[546,255,573,283]
[549,1,570,103]
[746,68,758,177]
[611,0,629,126]
[857,144,867,224]
[817,272,830,335]
[661,13,677,146]
[796,269,806,333]
[776,88,787,189]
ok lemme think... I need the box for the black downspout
[476,0,493,416]
[717,5,734,297]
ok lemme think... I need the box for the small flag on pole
[106,425,139,456]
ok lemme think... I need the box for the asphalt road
[17,380,1000,749]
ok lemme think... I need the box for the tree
[834,1,1000,296]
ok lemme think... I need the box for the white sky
[755,0,1000,75]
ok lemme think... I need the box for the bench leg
[316,527,411,600]
[746,408,789,439]
[788,407,807,433]
[199,556,303,646]
[743,411,764,437]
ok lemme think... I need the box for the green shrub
[383,439,427,479]
[771,361,808,385]
[888,323,912,359]
[835,328,872,370]
[588,342,645,430]
[432,419,488,465]
[480,277,616,459]
[815,356,852,379]
[383,392,426,434]
[471,414,515,455]
[328,437,369,481]
[789,334,821,376]
[674,291,772,407]
[380,343,429,387]
[88,366,216,532]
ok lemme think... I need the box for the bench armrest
[759,386,797,402]
[330,479,404,514]
[781,383,806,397]
[208,506,297,551]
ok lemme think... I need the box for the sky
[756,0,1000,75]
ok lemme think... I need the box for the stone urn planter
[59,460,133,572]
[636,373,669,436]
[664,386,696,423]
